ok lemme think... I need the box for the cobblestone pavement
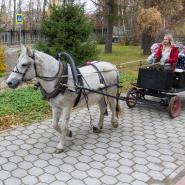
[1,95,185,185]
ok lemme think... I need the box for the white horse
[6,45,121,153]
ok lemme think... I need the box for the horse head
[6,45,36,89]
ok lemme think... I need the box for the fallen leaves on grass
[0,114,23,131]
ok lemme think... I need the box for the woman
[154,34,178,70]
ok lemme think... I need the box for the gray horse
[6,45,121,153]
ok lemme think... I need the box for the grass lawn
[0,44,146,130]
[0,87,51,131]
[97,44,145,64]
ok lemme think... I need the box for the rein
[13,51,62,82]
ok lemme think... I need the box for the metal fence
[0,30,45,45]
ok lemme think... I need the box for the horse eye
[22,63,28,67]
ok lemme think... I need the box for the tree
[36,4,97,66]
[138,8,162,54]
[91,0,118,53]
[13,0,16,31]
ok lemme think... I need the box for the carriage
[126,67,185,118]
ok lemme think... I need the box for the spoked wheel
[126,87,138,108]
[168,96,182,118]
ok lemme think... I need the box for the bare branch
[90,0,105,8]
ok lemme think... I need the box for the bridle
[13,51,62,82]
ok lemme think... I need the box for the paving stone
[9,156,23,163]
[105,159,120,168]
[101,175,118,185]
[118,166,133,174]
[0,157,8,165]
[92,154,106,162]
[18,161,33,170]
[147,163,164,171]
[71,170,88,180]
[4,177,21,185]
[132,180,148,185]
[148,170,166,181]
[80,149,94,156]
[77,155,92,163]
[34,159,49,168]
[84,177,101,185]
[102,167,119,176]
[119,158,134,166]
[133,164,149,173]
[22,175,38,185]
[75,162,90,171]
[15,149,28,157]
[117,174,134,183]
[44,166,59,175]
[132,172,150,182]
[24,154,38,162]
[7,145,19,151]
[133,157,148,165]
[50,181,66,185]
[12,169,27,178]
[60,164,76,174]
[28,167,44,176]
[0,145,6,152]
[89,161,105,169]
[87,168,104,178]
[2,162,17,171]
[39,174,55,183]
[55,171,72,181]
[0,170,11,180]
[68,179,85,185]
[39,153,53,160]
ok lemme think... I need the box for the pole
[19,24,22,46]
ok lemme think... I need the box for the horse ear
[26,47,33,57]
[21,44,26,53]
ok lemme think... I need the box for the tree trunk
[142,31,154,55]
[13,0,16,31]
[141,0,154,55]
[43,0,47,18]
[104,0,114,53]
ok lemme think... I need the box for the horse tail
[116,102,121,118]
[116,71,122,118]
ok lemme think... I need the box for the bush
[0,45,5,73]
[36,4,98,66]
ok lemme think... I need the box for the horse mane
[35,50,58,64]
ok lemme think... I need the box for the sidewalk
[1,100,185,185]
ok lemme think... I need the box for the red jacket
[154,44,178,64]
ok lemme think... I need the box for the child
[146,43,160,64]
[176,46,185,69]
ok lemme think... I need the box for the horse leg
[56,107,71,153]
[98,98,107,130]
[108,97,119,128]
[52,107,62,134]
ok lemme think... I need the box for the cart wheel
[168,96,182,118]
[126,87,138,108]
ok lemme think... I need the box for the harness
[39,62,68,100]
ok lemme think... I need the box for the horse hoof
[66,130,72,137]
[93,127,100,133]
[55,148,64,154]
[112,122,119,128]
[104,110,108,116]
[68,130,72,137]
